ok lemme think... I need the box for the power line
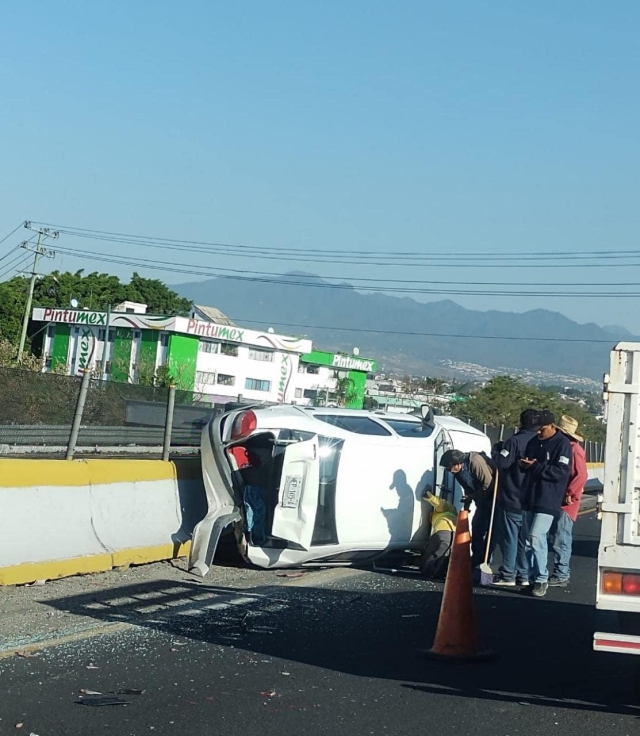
[216,316,622,345]
[32,221,640,267]
[0,222,26,248]
[47,243,640,288]
[0,252,33,281]
[51,245,640,297]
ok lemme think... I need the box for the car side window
[314,415,391,436]
[383,419,435,438]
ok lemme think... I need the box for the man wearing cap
[549,415,588,587]
[520,410,572,597]
[491,408,542,588]
[439,448,497,570]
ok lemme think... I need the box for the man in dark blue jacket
[520,410,572,598]
[491,409,542,588]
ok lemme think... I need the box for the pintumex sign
[32,308,313,353]
[301,349,377,373]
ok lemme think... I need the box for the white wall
[194,344,302,404]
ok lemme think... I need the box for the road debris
[277,572,306,578]
[117,688,145,695]
[281,672,291,676]
[86,663,99,670]
[15,723,24,729]
[15,651,40,659]
[77,695,129,707]
[79,689,102,695]
[261,690,277,698]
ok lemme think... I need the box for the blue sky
[1,2,639,329]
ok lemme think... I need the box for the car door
[271,436,321,549]
[189,414,243,576]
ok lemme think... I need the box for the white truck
[594,343,640,656]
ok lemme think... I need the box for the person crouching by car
[519,410,572,598]
[419,492,458,580]
[439,449,497,570]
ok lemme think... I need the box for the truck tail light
[231,410,257,440]
[602,571,640,596]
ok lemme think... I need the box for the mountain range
[175,273,636,382]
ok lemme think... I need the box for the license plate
[281,475,303,508]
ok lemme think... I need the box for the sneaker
[532,582,549,598]
[492,578,516,587]
[517,579,531,587]
[548,577,569,587]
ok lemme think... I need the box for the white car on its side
[189,404,490,574]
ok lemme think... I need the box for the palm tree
[333,372,358,407]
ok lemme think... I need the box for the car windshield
[383,417,435,438]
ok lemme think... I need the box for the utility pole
[17,223,58,363]
[99,303,112,381]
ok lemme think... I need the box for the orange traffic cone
[419,509,495,662]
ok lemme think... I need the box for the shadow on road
[43,573,640,717]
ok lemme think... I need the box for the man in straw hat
[549,415,588,587]
[520,410,572,597]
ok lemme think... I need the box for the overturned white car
[188,405,490,574]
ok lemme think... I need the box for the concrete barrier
[0,458,206,585]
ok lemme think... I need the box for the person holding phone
[519,410,572,598]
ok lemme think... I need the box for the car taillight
[623,575,640,596]
[602,571,640,596]
[231,410,257,440]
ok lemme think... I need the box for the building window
[199,340,220,354]
[221,342,238,357]
[217,373,235,386]
[248,348,274,362]
[195,371,217,386]
[303,389,317,400]
[160,333,170,347]
[98,328,114,341]
[295,388,303,398]
[245,378,271,392]
[306,365,320,375]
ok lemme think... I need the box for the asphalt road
[2,511,639,736]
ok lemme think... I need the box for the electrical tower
[17,222,58,363]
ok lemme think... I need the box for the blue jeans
[523,512,555,584]
[244,485,268,546]
[497,510,529,583]
[552,510,574,581]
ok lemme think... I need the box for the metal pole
[162,385,176,462]
[499,424,505,441]
[99,303,111,381]
[66,368,92,460]
[17,232,43,363]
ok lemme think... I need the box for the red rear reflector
[231,411,257,440]
[622,574,640,596]
[602,571,640,596]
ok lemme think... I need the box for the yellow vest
[425,493,458,534]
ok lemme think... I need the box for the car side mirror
[420,404,435,428]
